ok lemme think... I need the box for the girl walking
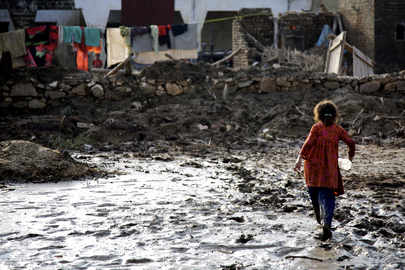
[294,100,355,241]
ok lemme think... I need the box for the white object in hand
[338,158,352,171]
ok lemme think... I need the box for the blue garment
[63,26,82,43]
[308,187,335,227]
[84,28,101,47]
[316,24,333,47]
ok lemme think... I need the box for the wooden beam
[104,53,133,79]
[211,47,242,66]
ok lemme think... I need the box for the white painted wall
[75,0,121,28]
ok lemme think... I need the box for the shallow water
[0,152,404,269]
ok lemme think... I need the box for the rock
[140,82,155,95]
[28,99,46,109]
[360,81,381,94]
[324,81,340,89]
[260,78,277,92]
[131,101,143,111]
[166,83,184,96]
[11,83,37,97]
[87,81,96,88]
[238,80,253,89]
[59,83,72,91]
[0,140,93,181]
[1,85,9,91]
[45,91,66,100]
[395,80,405,92]
[72,84,86,96]
[91,84,104,98]
[384,82,397,92]
[48,81,58,89]
[116,86,132,93]
[276,77,290,87]
[13,101,28,108]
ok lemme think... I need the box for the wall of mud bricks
[374,1,405,73]
[232,9,333,70]
[278,12,334,51]
[2,70,405,112]
[339,0,375,61]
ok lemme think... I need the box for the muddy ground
[0,62,404,269]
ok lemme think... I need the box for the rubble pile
[0,62,405,152]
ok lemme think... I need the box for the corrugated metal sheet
[0,9,14,31]
[121,0,174,26]
[35,10,85,26]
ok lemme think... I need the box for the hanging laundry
[63,26,82,43]
[25,25,58,67]
[119,26,131,47]
[171,24,188,36]
[0,29,26,58]
[107,28,130,67]
[158,25,171,49]
[150,25,159,53]
[170,24,198,50]
[130,26,150,47]
[83,28,101,47]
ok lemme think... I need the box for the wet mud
[0,142,404,269]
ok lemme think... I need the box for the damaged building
[339,0,405,73]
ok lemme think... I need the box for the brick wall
[232,9,333,69]
[375,1,405,73]
[232,9,273,69]
[0,0,75,28]
[279,12,334,51]
[339,0,375,60]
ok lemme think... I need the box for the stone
[140,82,155,95]
[48,81,58,89]
[60,83,72,91]
[29,99,46,109]
[260,77,277,93]
[4,97,12,103]
[238,80,253,89]
[395,80,405,92]
[324,81,340,89]
[13,101,28,108]
[116,86,132,93]
[276,77,290,87]
[87,81,96,88]
[91,84,104,98]
[360,81,381,94]
[11,83,37,97]
[166,83,184,96]
[72,84,86,96]
[1,85,9,91]
[131,101,143,111]
[45,91,66,100]
[384,82,397,92]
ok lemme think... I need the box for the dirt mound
[0,140,96,182]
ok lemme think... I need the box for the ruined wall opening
[395,23,405,41]
[0,21,8,32]
[202,11,237,52]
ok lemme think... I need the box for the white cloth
[150,25,159,53]
[106,28,130,67]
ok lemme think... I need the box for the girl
[294,100,355,241]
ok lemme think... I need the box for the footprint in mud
[235,234,254,244]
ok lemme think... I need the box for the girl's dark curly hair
[313,100,339,126]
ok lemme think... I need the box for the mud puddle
[0,147,404,269]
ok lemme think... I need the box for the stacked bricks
[232,19,249,69]
[232,9,273,70]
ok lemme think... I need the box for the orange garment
[73,31,101,71]
[300,122,355,194]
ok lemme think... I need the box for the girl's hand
[294,160,302,173]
